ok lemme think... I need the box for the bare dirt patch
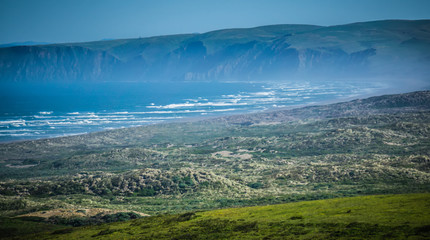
[211,150,253,160]
[5,164,38,168]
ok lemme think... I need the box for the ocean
[0,81,384,142]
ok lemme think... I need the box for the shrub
[247,182,264,189]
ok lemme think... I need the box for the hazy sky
[1,0,430,44]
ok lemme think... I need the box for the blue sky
[1,0,430,44]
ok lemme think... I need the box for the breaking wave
[0,81,384,142]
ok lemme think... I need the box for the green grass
[22,193,430,239]
[0,217,65,239]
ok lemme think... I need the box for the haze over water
[0,81,384,142]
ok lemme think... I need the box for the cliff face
[1,20,430,82]
[0,45,121,81]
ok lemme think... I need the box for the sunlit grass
[24,193,430,239]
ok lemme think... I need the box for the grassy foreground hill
[9,193,430,239]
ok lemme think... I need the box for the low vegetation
[14,193,430,239]
[0,91,429,238]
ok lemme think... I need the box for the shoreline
[0,87,422,145]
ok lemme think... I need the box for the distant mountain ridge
[1,20,429,82]
[0,41,51,48]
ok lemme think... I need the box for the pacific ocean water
[0,81,384,142]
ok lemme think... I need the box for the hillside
[0,90,429,238]
[0,90,428,222]
[9,193,430,239]
[1,20,429,82]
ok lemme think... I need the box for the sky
[1,0,430,44]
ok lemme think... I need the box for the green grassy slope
[64,20,430,63]
[64,34,197,62]
[21,193,430,240]
[66,24,322,59]
[0,217,65,239]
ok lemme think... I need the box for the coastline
[1,86,423,145]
